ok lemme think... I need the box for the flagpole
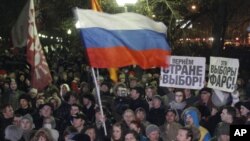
[91,67,107,136]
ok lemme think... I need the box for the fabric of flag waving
[12,0,52,91]
[75,9,171,69]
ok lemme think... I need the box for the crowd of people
[0,61,250,141]
[0,43,250,141]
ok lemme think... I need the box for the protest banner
[160,56,206,89]
[207,57,239,92]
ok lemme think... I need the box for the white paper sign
[160,56,206,89]
[207,57,239,92]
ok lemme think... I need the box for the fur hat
[146,124,159,136]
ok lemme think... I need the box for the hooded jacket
[182,107,211,141]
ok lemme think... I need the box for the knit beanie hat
[146,124,159,136]
[152,95,162,102]
[5,125,23,141]
[21,114,33,123]
[241,101,250,110]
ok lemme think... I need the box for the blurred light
[191,5,196,10]
[235,37,239,41]
[67,29,72,35]
[116,0,138,6]
[208,37,214,41]
[50,36,54,39]
[152,14,156,18]
[38,34,41,37]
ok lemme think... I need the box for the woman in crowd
[111,122,125,141]
[30,128,54,141]
[124,130,140,141]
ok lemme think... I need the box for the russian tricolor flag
[74,9,171,69]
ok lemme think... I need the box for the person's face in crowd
[125,133,137,141]
[10,80,17,90]
[145,88,154,98]
[81,86,89,93]
[13,116,22,126]
[40,105,52,118]
[30,92,37,99]
[95,111,106,122]
[62,85,68,94]
[85,128,96,141]
[3,106,14,118]
[185,114,194,126]
[49,99,58,109]
[38,135,47,141]
[218,134,230,141]
[135,111,146,121]
[166,111,176,123]
[211,107,218,116]
[63,73,68,80]
[168,87,174,93]
[240,106,250,116]
[68,95,77,105]
[100,84,109,93]
[130,80,137,88]
[83,98,91,106]
[141,75,148,83]
[129,123,140,133]
[53,75,58,83]
[119,78,126,83]
[4,82,9,89]
[175,91,184,103]
[147,130,160,141]
[184,89,191,98]
[112,125,122,140]
[72,118,84,129]
[70,106,80,116]
[176,129,191,141]
[20,119,32,131]
[19,75,25,81]
[220,109,231,122]
[200,91,211,103]
[130,89,139,100]
[152,98,161,109]
[36,99,45,108]
[123,110,135,125]
[20,99,29,109]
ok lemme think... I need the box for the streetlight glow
[116,0,138,7]
[67,29,72,35]
[191,5,196,10]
